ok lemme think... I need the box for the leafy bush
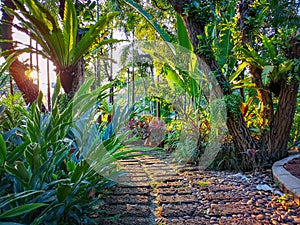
[0,79,139,224]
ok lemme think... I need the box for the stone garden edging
[272,154,300,206]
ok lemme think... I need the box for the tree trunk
[58,57,85,98]
[168,0,299,169]
[265,80,299,161]
[0,0,39,104]
[239,0,274,128]
[264,36,300,161]
[167,0,256,152]
[238,0,299,163]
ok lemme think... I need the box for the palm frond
[63,0,78,66]
[123,0,172,42]
[72,12,118,65]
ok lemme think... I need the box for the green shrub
[0,79,139,224]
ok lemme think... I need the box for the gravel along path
[97,151,300,225]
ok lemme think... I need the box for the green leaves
[5,161,30,187]
[0,135,6,165]
[239,45,267,68]
[72,12,119,65]
[5,0,119,72]
[123,0,172,42]
[63,0,78,66]
[70,161,89,184]
[0,190,46,220]
[0,74,130,224]
[229,62,248,83]
[262,65,274,85]
[176,14,192,51]
[214,21,234,68]
[0,203,47,219]
[57,185,72,203]
[261,35,277,60]
[164,65,185,92]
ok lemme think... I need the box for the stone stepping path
[97,150,300,225]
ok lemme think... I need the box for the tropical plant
[119,0,300,170]
[0,78,141,224]
[121,0,172,42]
[0,93,26,132]
[1,0,119,99]
[164,0,300,170]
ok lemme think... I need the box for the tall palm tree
[2,0,118,98]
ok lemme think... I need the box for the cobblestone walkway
[98,150,300,225]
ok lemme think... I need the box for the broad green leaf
[164,66,185,91]
[57,185,72,202]
[5,161,30,186]
[240,46,267,68]
[262,65,274,85]
[188,78,199,97]
[30,203,63,225]
[63,0,78,65]
[0,190,44,209]
[67,161,76,172]
[261,35,277,60]
[216,25,233,68]
[0,52,18,75]
[232,84,256,89]
[23,0,53,31]
[278,60,293,75]
[51,78,62,113]
[176,13,192,50]
[0,203,47,219]
[16,161,30,182]
[0,134,6,165]
[71,162,88,183]
[73,77,94,98]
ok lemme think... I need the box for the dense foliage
[0,0,300,223]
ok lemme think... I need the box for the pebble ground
[97,150,300,225]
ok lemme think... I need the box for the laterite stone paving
[97,150,300,225]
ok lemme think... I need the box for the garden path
[98,150,300,225]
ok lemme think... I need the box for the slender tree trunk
[109,45,114,105]
[102,56,114,104]
[0,0,39,104]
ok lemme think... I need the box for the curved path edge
[272,154,300,206]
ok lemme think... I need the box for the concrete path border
[272,154,300,205]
